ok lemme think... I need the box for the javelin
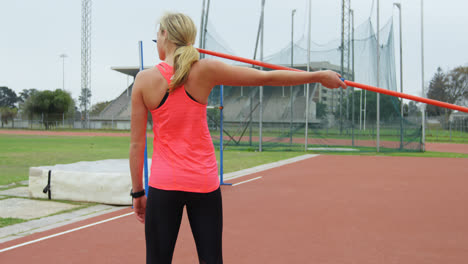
[196,48,468,114]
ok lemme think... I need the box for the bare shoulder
[133,67,166,93]
[134,68,163,84]
[191,58,225,72]
[189,59,228,85]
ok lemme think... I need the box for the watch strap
[130,189,145,198]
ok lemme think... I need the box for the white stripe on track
[0,212,134,253]
[232,176,263,186]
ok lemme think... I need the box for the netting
[204,17,422,152]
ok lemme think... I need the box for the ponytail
[170,45,199,92]
[159,13,199,92]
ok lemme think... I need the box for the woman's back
[148,62,219,193]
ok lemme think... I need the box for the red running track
[1,155,468,263]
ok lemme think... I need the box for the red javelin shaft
[197,47,468,114]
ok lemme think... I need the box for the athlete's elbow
[259,71,275,86]
[129,142,145,155]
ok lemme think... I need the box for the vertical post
[421,0,426,152]
[364,90,367,130]
[340,0,344,136]
[290,9,296,146]
[138,40,149,194]
[219,85,231,186]
[394,3,404,150]
[449,120,452,141]
[305,0,311,152]
[199,0,206,58]
[346,1,351,121]
[220,85,223,181]
[360,90,363,130]
[203,0,211,50]
[259,0,265,152]
[351,9,355,146]
[249,95,252,146]
[60,54,67,91]
[376,0,380,152]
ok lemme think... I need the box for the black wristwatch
[130,189,145,198]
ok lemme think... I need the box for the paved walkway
[0,183,124,244]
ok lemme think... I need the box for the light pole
[394,3,404,150]
[290,9,296,145]
[59,54,68,91]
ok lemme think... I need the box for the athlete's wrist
[130,189,146,198]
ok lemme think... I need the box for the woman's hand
[133,196,147,224]
[319,70,347,89]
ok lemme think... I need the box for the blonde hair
[159,13,199,92]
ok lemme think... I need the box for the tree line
[426,66,468,125]
[0,86,108,129]
[330,65,467,125]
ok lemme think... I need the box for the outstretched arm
[202,59,346,89]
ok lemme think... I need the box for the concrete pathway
[0,183,124,244]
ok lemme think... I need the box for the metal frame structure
[81,0,92,128]
[340,0,351,135]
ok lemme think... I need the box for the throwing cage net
[204,17,422,153]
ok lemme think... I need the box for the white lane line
[232,176,263,186]
[223,154,319,182]
[0,212,134,253]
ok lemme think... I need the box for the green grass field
[1,132,467,186]
[0,134,307,186]
[0,217,27,228]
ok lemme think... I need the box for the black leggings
[145,186,223,264]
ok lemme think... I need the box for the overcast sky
[1,0,467,106]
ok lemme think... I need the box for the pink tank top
[149,62,219,193]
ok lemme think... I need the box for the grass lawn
[0,134,306,186]
[0,217,27,228]
[1,132,467,186]
[0,135,134,186]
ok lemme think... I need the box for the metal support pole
[219,85,231,186]
[305,0,311,152]
[249,95,252,146]
[421,0,426,152]
[347,2,351,121]
[340,0,345,135]
[199,0,206,57]
[394,3,404,150]
[203,0,211,51]
[351,9,355,146]
[259,0,265,152]
[364,90,367,130]
[60,54,67,91]
[360,90,363,130]
[376,0,380,152]
[290,9,296,146]
[138,40,149,194]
